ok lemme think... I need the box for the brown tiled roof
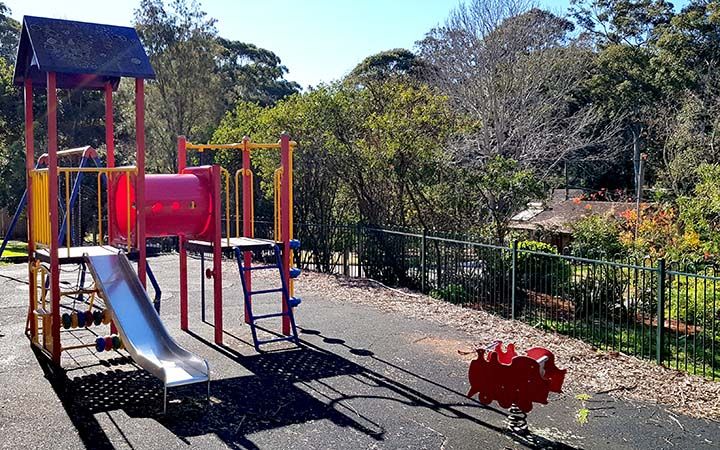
[510,190,636,234]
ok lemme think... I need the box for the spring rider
[467,340,566,434]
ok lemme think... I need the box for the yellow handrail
[33,166,138,174]
[65,172,70,249]
[220,168,230,246]
[29,171,50,246]
[274,168,282,242]
[126,171,131,251]
[186,141,297,152]
[234,170,241,238]
[29,167,137,251]
[97,173,103,245]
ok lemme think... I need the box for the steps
[234,243,300,351]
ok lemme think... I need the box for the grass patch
[0,240,27,258]
[526,314,720,380]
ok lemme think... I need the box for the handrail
[29,166,137,252]
[64,171,71,249]
[274,168,282,242]
[32,166,138,174]
[185,141,297,152]
[233,168,254,238]
[220,167,230,246]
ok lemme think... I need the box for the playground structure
[178,137,301,350]
[10,15,301,411]
[7,14,567,426]
[0,146,103,259]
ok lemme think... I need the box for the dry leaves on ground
[294,271,720,421]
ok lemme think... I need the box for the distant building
[509,189,636,250]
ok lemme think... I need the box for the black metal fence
[266,222,719,380]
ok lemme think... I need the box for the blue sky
[7,0,686,88]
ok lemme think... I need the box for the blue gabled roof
[13,16,155,90]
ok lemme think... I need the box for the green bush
[515,240,571,295]
[569,266,628,320]
[571,214,625,259]
[430,283,468,304]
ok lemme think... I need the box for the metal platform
[34,245,124,264]
[186,237,276,253]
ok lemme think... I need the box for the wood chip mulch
[293,271,720,421]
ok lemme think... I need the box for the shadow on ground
[35,328,581,450]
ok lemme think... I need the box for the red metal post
[135,78,146,287]
[104,82,114,242]
[178,136,188,331]
[211,164,223,344]
[47,72,61,364]
[24,80,36,341]
[242,136,252,323]
[279,133,291,335]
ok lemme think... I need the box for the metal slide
[85,253,209,413]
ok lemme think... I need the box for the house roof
[510,189,636,234]
[13,16,155,90]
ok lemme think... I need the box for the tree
[0,2,19,63]
[134,0,223,171]
[569,0,674,48]
[347,48,424,83]
[571,1,674,193]
[452,156,544,241]
[0,57,24,210]
[216,38,299,107]
[134,0,300,171]
[418,4,623,177]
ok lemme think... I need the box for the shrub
[430,283,468,304]
[515,240,571,295]
[571,214,624,259]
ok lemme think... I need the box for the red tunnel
[114,171,214,240]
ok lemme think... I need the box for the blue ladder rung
[242,265,280,272]
[249,288,284,296]
[253,312,288,320]
[256,336,298,346]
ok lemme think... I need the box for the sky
[3,0,594,88]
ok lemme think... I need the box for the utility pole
[564,160,569,201]
[635,153,647,241]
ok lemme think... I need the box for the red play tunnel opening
[114,172,214,240]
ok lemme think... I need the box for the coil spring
[507,404,528,435]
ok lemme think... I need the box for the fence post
[511,240,518,320]
[421,229,427,294]
[343,245,349,277]
[656,258,666,365]
[356,223,362,278]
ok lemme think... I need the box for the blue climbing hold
[288,296,302,307]
[289,239,301,250]
[290,267,301,279]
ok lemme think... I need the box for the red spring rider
[467,340,566,434]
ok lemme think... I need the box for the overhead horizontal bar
[31,166,138,174]
[185,141,297,152]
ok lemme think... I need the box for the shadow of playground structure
[35,330,579,450]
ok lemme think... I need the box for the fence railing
[253,220,719,381]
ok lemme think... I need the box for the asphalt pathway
[0,254,718,449]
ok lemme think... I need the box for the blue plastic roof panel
[13,16,155,90]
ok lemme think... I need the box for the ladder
[234,243,300,351]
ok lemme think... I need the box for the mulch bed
[289,271,720,421]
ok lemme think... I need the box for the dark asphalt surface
[0,254,718,449]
